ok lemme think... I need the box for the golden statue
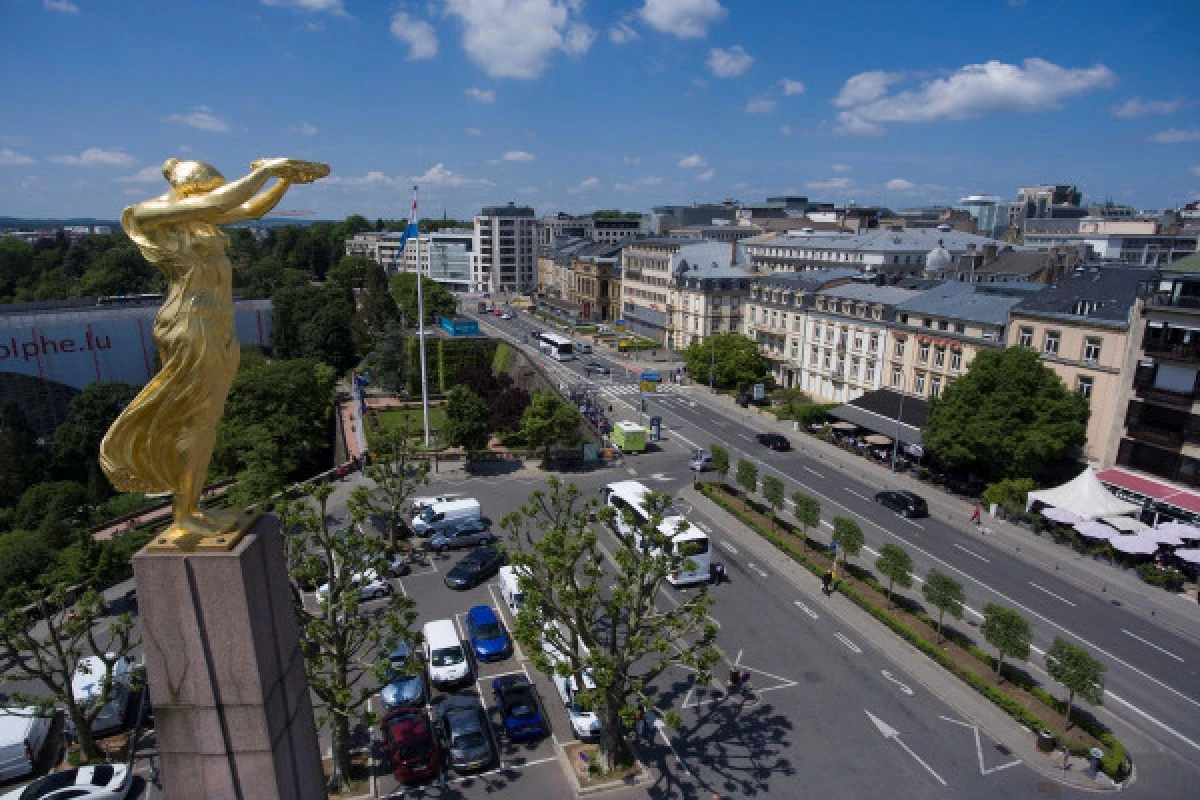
[100,157,329,550]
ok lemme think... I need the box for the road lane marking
[939,716,1022,775]
[1028,582,1076,607]
[804,465,825,478]
[653,716,691,776]
[844,488,872,502]
[881,670,914,696]
[720,541,738,554]
[1122,629,1185,663]
[953,543,990,563]
[747,562,769,578]
[865,710,947,786]
[794,600,819,619]
[834,632,862,654]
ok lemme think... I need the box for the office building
[958,195,1013,239]
[474,203,537,293]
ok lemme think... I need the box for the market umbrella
[1153,520,1200,542]
[1072,519,1117,541]
[1042,507,1082,525]
[1173,548,1200,565]
[1147,528,1187,546]
[830,422,858,432]
[863,434,893,446]
[1103,515,1147,533]
[1110,533,1160,555]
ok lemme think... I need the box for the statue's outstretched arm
[214,179,291,225]
[130,167,275,227]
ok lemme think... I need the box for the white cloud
[464,87,496,103]
[885,178,917,191]
[780,78,806,96]
[568,176,602,193]
[832,164,850,172]
[47,148,136,167]
[390,11,438,60]
[778,124,792,137]
[1110,96,1183,118]
[638,175,662,185]
[412,163,492,187]
[260,0,347,14]
[1151,127,1200,143]
[503,150,536,162]
[43,0,79,13]
[624,156,640,165]
[291,122,318,135]
[1191,166,1200,177]
[609,20,639,44]
[326,171,398,188]
[639,0,725,39]
[835,59,1115,135]
[677,154,707,169]
[0,149,36,166]
[744,97,776,114]
[118,165,164,183]
[516,185,539,194]
[466,127,482,136]
[805,177,851,190]
[166,106,231,133]
[706,45,753,78]
[445,0,595,80]
[696,169,715,181]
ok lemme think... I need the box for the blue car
[466,605,511,662]
[381,641,429,711]
[491,675,549,741]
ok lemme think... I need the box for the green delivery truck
[610,421,647,453]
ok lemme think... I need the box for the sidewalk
[690,386,1200,641]
[683,484,1124,791]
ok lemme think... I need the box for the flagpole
[413,185,432,448]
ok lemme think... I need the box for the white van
[72,655,133,734]
[410,494,464,513]
[498,566,530,617]
[410,499,482,536]
[423,619,471,689]
[541,626,602,739]
[0,708,53,781]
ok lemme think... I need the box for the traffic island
[560,740,649,796]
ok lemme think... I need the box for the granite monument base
[133,515,324,800]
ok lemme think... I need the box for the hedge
[1136,563,1185,592]
[699,482,1131,781]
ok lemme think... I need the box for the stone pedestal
[133,515,325,800]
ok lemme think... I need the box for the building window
[915,373,926,394]
[930,377,942,398]
[950,349,962,371]
[854,334,863,351]
[870,333,879,353]
[791,341,799,358]
[750,308,757,324]
[923,317,933,328]
[938,320,949,331]
[894,339,905,357]
[892,367,902,387]
[1083,337,1101,364]
[1044,330,1060,356]
[813,322,822,338]
[954,322,965,334]
[826,327,835,343]
[823,352,831,369]
[851,358,860,379]
[1077,375,1093,399]
[934,346,946,368]
[810,345,819,366]
[899,314,909,324]
[866,362,876,383]
[1018,327,1033,348]
[918,343,930,362]
[794,317,802,332]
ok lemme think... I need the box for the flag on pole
[390,186,419,271]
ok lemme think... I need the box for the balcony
[1134,382,1196,409]
[1142,339,1200,362]
[1148,293,1200,310]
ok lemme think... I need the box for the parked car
[381,641,429,710]
[428,521,496,553]
[444,547,504,590]
[410,493,465,513]
[382,707,440,785]
[423,619,472,689]
[436,695,498,773]
[584,362,610,375]
[530,330,543,340]
[465,605,511,662]
[501,311,514,320]
[316,570,392,603]
[576,342,593,354]
[755,433,791,451]
[0,765,132,800]
[874,490,929,518]
[0,707,53,782]
[387,552,411,577]
[541,624,602,739]
[492,675,549,741]
[410,498,483,536]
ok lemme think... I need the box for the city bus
[600,480,710,586]
[538,332,576,361]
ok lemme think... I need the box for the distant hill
[0,216,335,230]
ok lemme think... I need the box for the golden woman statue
[100,157,329,549]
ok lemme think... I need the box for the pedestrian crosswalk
[600,382,689,397]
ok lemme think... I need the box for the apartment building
[1023,217,1197,266]
[345,231,406,269]
[536,214,593,248]
[924,242,1085,285]
[474,203,537,293]
[1008,265,1148,466]
[345,229,474,290]
[568,242,622,323]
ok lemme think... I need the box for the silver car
[428,521,496,553]
[437,695,497,773]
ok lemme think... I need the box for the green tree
[924,348,1089,481]
[709,444,729,484]
[762,474,785,529]
[351,260,400,354]
[0,237,34,299]
[1045,637,1105,729]
[284,483,418,790]
[0,401,44,508]
[326,255,376,289]
[682,333,769,390]
[519,390,582,466]
[272,283,359,371]
[875,543,914,608]
[442,386,491,467]
[15,480,90,548]
[363,321,408,392]
[390,273,457,327]
[981,478,1038,517]
[348,424,428,550]
[0,531,53,599]
[501,479,718,772]
[0,585,139,762]
[792,492,820,551]
[832,516,863,575]
[49,381,138,498]
[981,603,1032,681]
[922,569,965,643]
[735,458,758,500]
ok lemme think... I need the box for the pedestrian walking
[970,504,981,525]
[821,570,833,596]
[635,703,647,739]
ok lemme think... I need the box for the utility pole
[709,334,716,390]
[891,372,906,472]
[412,185,432,448]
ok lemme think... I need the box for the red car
[383,707,440,784]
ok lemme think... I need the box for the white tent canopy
[1026,467,1142,521]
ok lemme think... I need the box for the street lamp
[891,371,907,472]
[709,334,716,390]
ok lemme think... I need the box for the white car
[501,311,514,320]
[1,764,131,800]
[315,570,392,603]
[541,627,602,739]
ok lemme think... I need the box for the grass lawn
[373,406,448,434]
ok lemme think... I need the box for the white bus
[600,480,710,586]
[538,332,576,361]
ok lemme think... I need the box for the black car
[584,362,610,375]
[755,433,791,451]
[444,546,504,590]
[874,490,929,518]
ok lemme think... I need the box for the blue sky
[2,0,1198,220]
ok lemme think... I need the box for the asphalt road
[475,305,1200,771]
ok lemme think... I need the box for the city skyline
[2,0,1198,219]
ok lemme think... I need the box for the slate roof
[751,227,1027,253]
[1011,264,1150,326]
[895,282,1032,326]
[818,282,923,306]
[756,268,859,290]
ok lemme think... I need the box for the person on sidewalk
[970,504,981,525]
[635,703,647,739]
[821,570,833,595]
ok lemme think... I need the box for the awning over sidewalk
[1096,467,1200,518]
[828,389,929,445]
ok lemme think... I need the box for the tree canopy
[875,543,914,607]
[736,458,758,496]
[923,348,1089,481]
[922,569,965,643]
[1045,637,1105,729]
[832,516,863,570]
[443,386,491,460]
[683,333,770,391]
[50,381,138,499]
[520,390,582,463]
[709,444,730,483]
[272,283,359,372]
[981,603,1032,680]
[390,272,457,327]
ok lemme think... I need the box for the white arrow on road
[865,710,947,786]
[880,670,914,696]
